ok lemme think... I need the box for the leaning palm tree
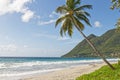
[55,0,115,70]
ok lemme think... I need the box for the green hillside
[62,29,120,58]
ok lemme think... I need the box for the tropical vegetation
[55,0,115,69]
[76,63,120,80]
[111,0,120,31]
[111,0,120,9]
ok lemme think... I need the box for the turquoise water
[0,57,102,63]
[0,57,118,80]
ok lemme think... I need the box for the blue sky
[0,0,119,57]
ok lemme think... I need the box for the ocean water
[0,57,118,80]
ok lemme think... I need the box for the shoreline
[21,62,110,80]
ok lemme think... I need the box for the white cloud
[49,11,59,18]
[21,10,34,22]
[33,33,73,41]
[38,19,56,25]
[49,14,54,18]
[94,21,101,27]
[0,44,17,52]
[0,0,35,22]
[33,33,70,41]
[57,37,70,41]
[66,39,81,44]
[35,15,41,19]
[33,33,57,39]
[38,11,60,26]
[23,45,28,48]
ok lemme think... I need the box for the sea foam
[0,58,118,80]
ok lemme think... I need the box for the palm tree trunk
[78,30,115,70]
[74,24,114,70]
[71,16,115,70]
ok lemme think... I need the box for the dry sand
[22,62,108,80]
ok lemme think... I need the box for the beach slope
[23,63,106,80]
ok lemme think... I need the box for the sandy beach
[22,62,108,80]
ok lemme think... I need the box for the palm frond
[55,0,92,37]
[62,19,68,34]
[60,27,64,37]
[80,10,91,17]
[66,0,75,9]
[56,5,68,14]
[75,0,80,5]
[72,16,84,31]
[55,15,69,27]
[111,0,120,9]
[68,22,73,37]
[112,0,116,3]
[75,12,91,26]
[83,11,91,17]
[75,5,92,11]
[59,17,73,37]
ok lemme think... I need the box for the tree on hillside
[111,0,120,31]
[55,0,115,70]
[111,0,120,9]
